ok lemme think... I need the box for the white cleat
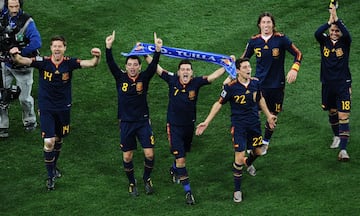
[338,149,350,162]
[330,136,340,149]
[247,165,257,177]
[260,144,268,155]
[233,191,242,203]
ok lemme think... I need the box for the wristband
[291,63,300,72]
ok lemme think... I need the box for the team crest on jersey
[188,90,196,100]
[136,82,143,93]
[335,48,344,57]
[245,90,250,94]
[272,48,280,57]
[62,72,69,81]
[263,45,269,49]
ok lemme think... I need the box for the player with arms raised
[10,35,101,190]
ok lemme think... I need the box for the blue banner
[121,43,236,78]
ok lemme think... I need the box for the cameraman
[0,0,41,138]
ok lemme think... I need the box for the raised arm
[105,30,115,49]
[9,47,32,66]
[80,48,101,68]
[154,32,162,52]
[331,8,351,43]
[195,101,222,136]
[223,76,233,85]
[221,55,236,84]
[329,6,338,23]
[207,67,226,83]
[142,32,164,75]
[144,54,164,75]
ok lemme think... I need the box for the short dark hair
[235,57,250,69]
[50,35,67,46]
[125,55,141,65]
[178,59,192,69]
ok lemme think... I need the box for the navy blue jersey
[219,79,261,126]
[314,20,352,84]
[242,33,302,88]
[160,72,210,126]
[30,56,81,111]
[106,49,160,121]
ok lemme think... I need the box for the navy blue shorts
[231,122,262,152]
[40,109,70,139]
[167,123,194,159]
[322,83,351,113]
[261,88,284,114]
[119,120,155,152]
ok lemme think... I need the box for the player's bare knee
[123,151,133,162]
[43,138,55,151]
[176,158,186,168]
[143,148,154,159]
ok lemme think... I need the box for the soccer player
[9,35,101,190]
[225,12,302,155]
[196,58,277,203]
[145,55,227,205]
[314,6,352,161]
[105,31,162,196]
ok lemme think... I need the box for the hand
[9,47,20,55]
[195,122,208,136]
[267,114,277,129]
[286,69,298,84]
[329,6,338,22]
[105,31,115,49]
[154,32,163,52]
[91,48,101,57]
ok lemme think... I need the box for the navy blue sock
[177,167,191,192]
[44,151,55,178]
[233,162,243,191]
[54,140,63,168]
[264,121,274,142]
[339,118,350,150]
[123,161,135,184]
[246,151,259,166]
[329,112,339,136]
[143,157,154,181]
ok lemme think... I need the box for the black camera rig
[0,18,22,108]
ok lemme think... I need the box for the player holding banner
[315,1,352,161]
[105,31,162,197]
[145,48,228,205]
[224,12,302,159]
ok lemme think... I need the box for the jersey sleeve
[143,51,160,79]
[106,48,123,80]
[218,84,230,105]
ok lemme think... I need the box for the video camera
[0,23,13,62]
[0,22,22,108]
[0,84,20,109]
